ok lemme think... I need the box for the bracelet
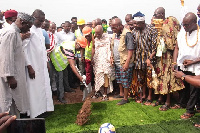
[172,62,177,65]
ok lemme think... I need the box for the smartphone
[7,118,46,133]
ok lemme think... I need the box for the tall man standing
[56,21,76,94]
[125,12,157,103]
[173,12,200,119]
[0,12,34,118]
[111,18,134,105]
[147,7,184,110]
[23,9,54,118]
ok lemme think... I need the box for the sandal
[194,123,200,128]
[91,92,100,99]
[181,113,194,119]
[144,99,152,106]
[136,98,145,103]
[151,100,163,107]
[171,104,182,109]
[159,104,170,111]
[101,95,109,101]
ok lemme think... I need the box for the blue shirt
[198,19,200,27]
[42,29,50,44]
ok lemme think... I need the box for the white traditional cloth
[0,23,29,114]
[23,25,54,118]
[56,30,75,44]
[93,33,114,93]
[177,28,200,75]
[0,22,11,34]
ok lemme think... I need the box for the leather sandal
[181,113,194,119]
[151,100,163,107]
[159,104,170,111]
[194,123,200,128]
[171,104,182,109]
[136,98,145,103]
[144,99,152,106]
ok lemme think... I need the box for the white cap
[134,16,145,22]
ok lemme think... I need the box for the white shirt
[0,22,11,34]
[56,30,75,45]
[177,28,200,75]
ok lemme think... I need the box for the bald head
[112,18,122,25]
[95,25,103,39]
[154,7,165,19]
[183,12,197,33]
[95,18,102,26]
[184,12,197,23]
[95,25,103,32]
[111,18,123,34]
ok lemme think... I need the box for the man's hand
[183,60,194,66]
[20,32,31,40]
[146,59,151,67]
[174,70,185,79]
[123,63,129,71]
[7,77,17,89]
[81,57,85,63]
[110,57,114,66]
[0,112,16,133]
[27,65,35,79]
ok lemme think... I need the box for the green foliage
[45,99,200,133]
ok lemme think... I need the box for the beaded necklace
[185,25,199,47]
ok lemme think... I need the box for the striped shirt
[60,46,75,60]
[127,24,157,70]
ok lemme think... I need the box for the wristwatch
[181,74,186,81]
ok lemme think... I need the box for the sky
[1,0,199,26]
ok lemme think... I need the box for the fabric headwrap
[18,12,35,23]
[133,11,145,21]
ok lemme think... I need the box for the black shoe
[52,90,57,96]
[58,98,67,104]
[117,99,129,105]
[70,85,77,89]
[65,89,76,93]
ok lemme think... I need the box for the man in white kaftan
[23,9,54,118]
[0,13,34,118]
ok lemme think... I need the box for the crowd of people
[0,1,200,131]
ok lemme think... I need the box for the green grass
[45,99,200,133]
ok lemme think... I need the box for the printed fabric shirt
[153,16,184,95]
[127,24,157,70]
